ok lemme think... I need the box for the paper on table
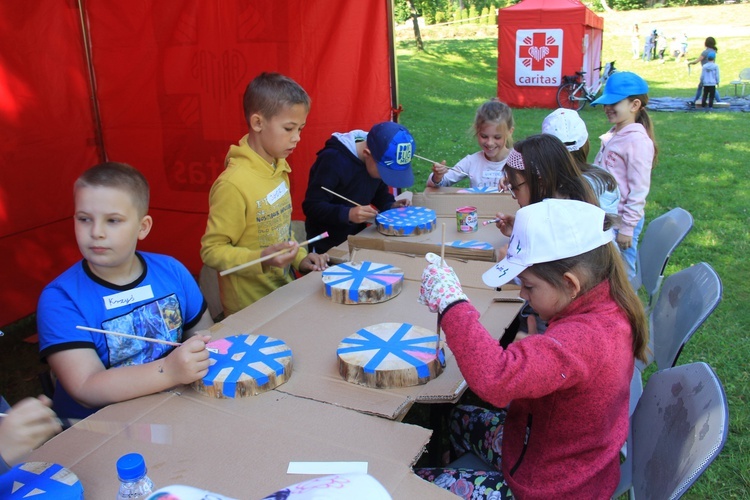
[287,462,368,475]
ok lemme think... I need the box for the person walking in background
[656,30,668,63]
[701,51,720,110]
[631,24,640,59]
[688,36,721,106]
[642,30,655,62]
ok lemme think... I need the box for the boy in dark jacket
[302,122,415,253]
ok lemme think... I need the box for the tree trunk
[407,0,424,51]
[599,0,614,13]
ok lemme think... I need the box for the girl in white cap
[415,198,648,499]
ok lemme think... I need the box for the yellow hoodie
[201,135,307,315]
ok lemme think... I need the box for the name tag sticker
[266,182,288,206]
[103,285,155,310]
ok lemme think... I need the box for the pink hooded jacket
[594,123,654,236]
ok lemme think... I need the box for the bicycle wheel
[556,83,585,111]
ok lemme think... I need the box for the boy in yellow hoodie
[201,72,329,316]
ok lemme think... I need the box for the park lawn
[396,5,750,497]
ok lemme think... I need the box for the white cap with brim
[482,199,615,288]
[591,71,649,107]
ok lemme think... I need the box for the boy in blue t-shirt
[37,162,214,420]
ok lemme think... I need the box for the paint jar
[456,206,478,233]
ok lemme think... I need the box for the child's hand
[349,205,379,224]
[263,241,299,268]
[616,233,633,250]
[0,396,62,466]
[431,162,448,183]
[494,212,514,237]
[300,252,330,273]
[163,334,211,385]
[418,253,468,314]
[391,198,411,208]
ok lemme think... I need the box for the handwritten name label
[266,181,288,206]
[103,285,154,310]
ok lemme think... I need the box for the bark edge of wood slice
[337,322,443,389]
[192,334,292,398]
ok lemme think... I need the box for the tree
[406,0,424,51]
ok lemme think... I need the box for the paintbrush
[76,326,218,353]
[220,232,329,276]
[414,154,443,165]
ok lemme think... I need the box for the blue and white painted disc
[322,261,404,304]
[337,323,443,388]
[0,462,83,499]
[457,186,499,193]
[375,206,436,236]
[193,334,293,398]
[447,240,494,251]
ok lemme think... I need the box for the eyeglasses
[508,181,526,199]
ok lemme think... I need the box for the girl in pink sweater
[591,71,658,280]
[415,199,648,499]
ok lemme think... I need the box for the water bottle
[116,453,154,500]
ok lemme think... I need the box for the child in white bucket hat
[415,198,648,498]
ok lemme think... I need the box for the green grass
[397,5,750,497]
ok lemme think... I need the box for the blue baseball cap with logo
[591,71,649,106]
[367,122,415,188]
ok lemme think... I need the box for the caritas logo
[515,29,563,87]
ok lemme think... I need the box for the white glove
[418,253,468,314]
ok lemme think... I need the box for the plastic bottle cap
[117,453,147,481]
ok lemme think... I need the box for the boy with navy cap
[303,122,415,253]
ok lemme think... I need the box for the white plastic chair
[627,362,729,499]
[729,68,750,97]
[639,262,722,371]
[630,207,693,311]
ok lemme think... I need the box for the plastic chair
[639,262,722,371]
[630,207,693,311]
[627,362,729,499]
[198,264,224,322]
[613,365,644,498]
[729,68,750,97]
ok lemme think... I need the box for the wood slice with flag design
[375,206,437,236]
[322,261,404,304]
[337,322,443,389]
[192,334,292,398]
[0,462,83,499]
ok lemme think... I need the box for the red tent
[498,0,603,108]
[0,1,398,326]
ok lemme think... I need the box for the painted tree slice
[322,261,404,304]
[192,334,292,398]
[457,186,499,193]
[448,240,494,251]
[375,206,437,236]
[337,322,443,389]
[0,462,83,499]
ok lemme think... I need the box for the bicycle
[556,61,616,111]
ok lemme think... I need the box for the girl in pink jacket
[591,71,658,280]
[415,199,648,499]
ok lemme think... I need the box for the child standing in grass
[592,71,657,281]
[426,99,514,191]
[700,51,720,110]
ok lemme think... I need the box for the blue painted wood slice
[322,261,404,304]
[375,206,437,236]
[192,334,292,398]
[447,240,494,251]
[0,462,83,499]
[337,323,443,388]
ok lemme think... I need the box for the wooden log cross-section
[192,334,293,398]
[337,323,444,389]
[375,206,437,236]
[321,261,404,305]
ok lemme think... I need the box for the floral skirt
[414,405,513,499]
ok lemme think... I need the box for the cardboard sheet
[28,392,457,499]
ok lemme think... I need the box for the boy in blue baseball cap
[303,122,415,253]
